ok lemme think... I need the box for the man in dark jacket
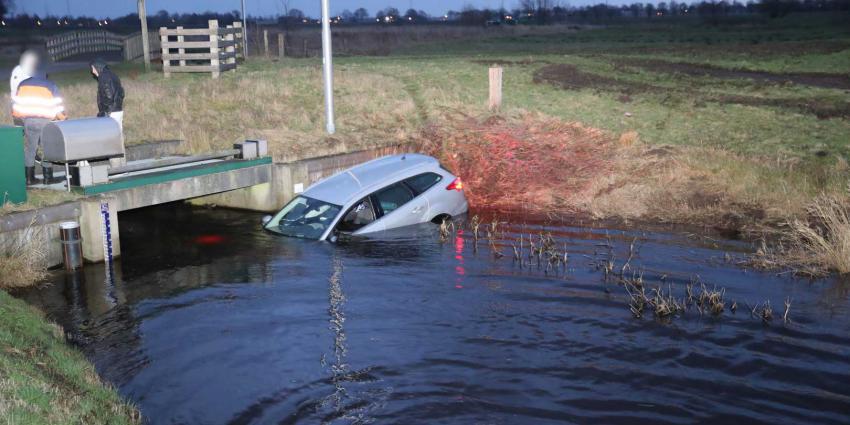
[90,58,126,165]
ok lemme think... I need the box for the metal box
[70,161,110,187]
[0,126,27,205]
[235,141,258,159]
[42,118,124,163]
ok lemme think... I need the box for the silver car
[263,154,468,241]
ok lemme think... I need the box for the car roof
[304,153,439,205]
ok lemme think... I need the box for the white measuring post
[320,0,335,134]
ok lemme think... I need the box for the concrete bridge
[0,144,409,268]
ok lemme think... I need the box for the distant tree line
[1,0,847,30]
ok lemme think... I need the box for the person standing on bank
[9,50,39,125]
[11,74,67,185]
[90,59,126,165]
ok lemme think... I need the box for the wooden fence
[45,30,124,62]
[122,31,161,62]
[160,20,243,78]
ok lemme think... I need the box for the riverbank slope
[0,290,140,424]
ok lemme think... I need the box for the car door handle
[412,206,424,214]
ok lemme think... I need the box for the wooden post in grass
[160,27,170,77]
[489,66,503,111]
[278,33,285,58]
[209,20,220,79]
[303,39,308,57]
[176,26,186,68]
[263,30,269,57]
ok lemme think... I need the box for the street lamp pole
[320,0,335,134]
[241,0,248,58]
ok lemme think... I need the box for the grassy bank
[0,291,140,424]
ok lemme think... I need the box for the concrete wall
[0,202,81,269]
[192,144,414,212]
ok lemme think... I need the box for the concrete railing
[160,20,243,78]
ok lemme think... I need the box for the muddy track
[470,58,553,67]
[617,58,850,90]
[533,64,850,119]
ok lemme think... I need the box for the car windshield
[264,196,342,240]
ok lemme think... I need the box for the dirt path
[617,58,850,90]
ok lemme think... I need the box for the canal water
[18,204,850,424]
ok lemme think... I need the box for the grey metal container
[42,118,124,163]
[59,221,83,271]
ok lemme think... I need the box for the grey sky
[15,0,556,19]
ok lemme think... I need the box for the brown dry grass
[0,219,48,289]
[750,195,850,276]
[420,112,847,234]
[0,62,417,163]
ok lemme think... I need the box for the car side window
[374,183,415,216]
[336,197,377,233]
[404,173,443,195]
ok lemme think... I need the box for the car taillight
[446,177,464,191]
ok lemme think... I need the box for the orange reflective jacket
[12,77,67,121]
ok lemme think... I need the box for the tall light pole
[320,0,335,134]
[138,0,150,71]
[241,0,248,58]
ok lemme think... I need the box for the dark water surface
[18,204,850,424]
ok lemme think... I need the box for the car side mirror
[261,215,272,226]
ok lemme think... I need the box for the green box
[0,126,27,205]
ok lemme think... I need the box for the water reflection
[15,204,850,424]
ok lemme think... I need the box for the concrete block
[79,196,121,263]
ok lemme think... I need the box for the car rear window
[404,173,443,195]
[374,183,414,215]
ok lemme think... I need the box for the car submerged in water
[263,154,468,241]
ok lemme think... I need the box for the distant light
[1,20,5,26]
[37,20,43,26]
[303,19,308,23]
[408,16,412,20]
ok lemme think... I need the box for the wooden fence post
[278,33,285,58]
[209,20,221,78]
[176,26,186,67]
[160,27,170,78]
[489,66,503,112]
[263,30,269,57]
[233,21,243,60]
[303,39,308,58]
[225,26,236,69]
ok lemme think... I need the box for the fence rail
[122,31,161,62]
[45,30,124,62]
[160,20,243,78]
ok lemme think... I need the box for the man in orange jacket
[12,74,67,185]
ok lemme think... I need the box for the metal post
[138,0,150,71]
[241,0,248,58]
[320,0,335,134]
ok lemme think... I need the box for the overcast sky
[14,0,569,19]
